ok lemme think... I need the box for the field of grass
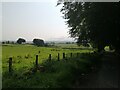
[2,44,100,88]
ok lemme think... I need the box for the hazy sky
[2,2,74,41]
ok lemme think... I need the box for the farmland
[2,43,101,88]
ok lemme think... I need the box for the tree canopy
[58,2,120,52]
[33,38,44,46]
[17,38,26,44]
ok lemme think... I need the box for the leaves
[60,2,120,52]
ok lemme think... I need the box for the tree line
[2,38,45,46]
[2,38,77,47]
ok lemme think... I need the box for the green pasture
[2,44,99,88]
[2,44,93,72]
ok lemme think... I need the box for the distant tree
[17,38,26,44]
[2,42,5,44]
[72,42,75,44]
[33,38,44,46]
[66,42,71,44]
[11,41,15,44]
[44,43,49,47]
[6,41,10,44]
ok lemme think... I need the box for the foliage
[17,38,26,44]
[58,2,120,52]
[33,38,44,46]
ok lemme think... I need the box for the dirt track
[74,52,120,88]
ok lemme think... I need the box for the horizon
[1,39,76,43]
[1,36,75,42]
[2,2,74,42]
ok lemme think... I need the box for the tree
[58,2,120,52]
[17,38,26,44]
[11,41,15,44]
[33,38,44,46]
[6,41,10,44]
[2,42,5,44]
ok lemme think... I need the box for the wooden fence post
[63,53,65,60]
[70,53,72,58]
[36,55,38,67]
[9,57,12,72]
[58,53,60,61]
[49,54,51,61]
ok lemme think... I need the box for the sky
[0,2,2,42]
[2,1,74,42]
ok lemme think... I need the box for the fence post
[9,57,12,73]
[58,53,60,61]
[70,53,72,58]
[63,53,65,60]
[49,54,51,61]
[36,55,38,67]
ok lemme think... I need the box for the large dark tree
[33,38,44,46]
[58,2,120,52]
[17,38,26,44]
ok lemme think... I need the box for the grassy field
[2,44,100,88]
